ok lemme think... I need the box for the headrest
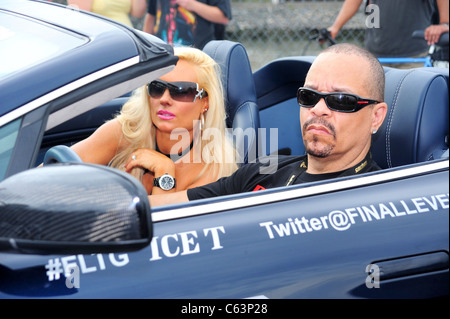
[372,67,449,169]
[203,40,258,127]
[253,57,314,109]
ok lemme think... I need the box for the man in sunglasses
[150,43,388,206]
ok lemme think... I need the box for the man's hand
[424,24,449,45]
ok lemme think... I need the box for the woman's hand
[125,148,175,178]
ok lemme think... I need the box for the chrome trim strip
[0,56,140,127]
[152,160,449,222]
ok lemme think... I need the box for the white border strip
[152,160,449,222]
[0,56,140,127]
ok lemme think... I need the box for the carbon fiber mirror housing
[0,163,152,254]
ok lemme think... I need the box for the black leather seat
[253,56,314,110]
[203,40,260,164]
[252,57,314,156]
[372,67,449,169]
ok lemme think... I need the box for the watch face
[160,175,175,190]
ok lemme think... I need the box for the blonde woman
[71,47,238,195]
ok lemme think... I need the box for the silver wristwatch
[153,173,176,191]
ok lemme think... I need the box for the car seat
[253,56,314,109]
[252,56,314,156]
[371,67,449,169]
[203,40,260,164]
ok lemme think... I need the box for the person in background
[142,0,232,49]
[71,47,238,195]
[67,0,147,27]
[327,0,449,68]
[149,43,388,206]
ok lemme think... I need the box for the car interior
[372,67,449,169]
[252,50,450,169]
[37,41,450,177]
[202,40,260,165]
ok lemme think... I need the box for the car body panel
[0,161,448,298]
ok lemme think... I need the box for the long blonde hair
[109,46,239,182]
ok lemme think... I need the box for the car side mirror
[0,163,152,255]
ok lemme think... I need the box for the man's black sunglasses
[297,87,380,113]
[147,79,208,102]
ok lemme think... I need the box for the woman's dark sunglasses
[297,87,380,113]
[147,79,208,102]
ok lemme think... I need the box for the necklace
[155,140,195,161]
[284,152,373,186]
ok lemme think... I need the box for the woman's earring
[201,113,205,131]
[372,129,377,134]
[200,108,208,131]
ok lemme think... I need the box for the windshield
[0,119,21,181]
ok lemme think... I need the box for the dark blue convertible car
[0,0,448,299]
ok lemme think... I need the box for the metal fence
[227,0,367,70]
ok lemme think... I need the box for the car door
[1,160,447,298]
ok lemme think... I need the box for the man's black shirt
[187,152,380,200]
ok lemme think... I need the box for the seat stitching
[385,70,414,167]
